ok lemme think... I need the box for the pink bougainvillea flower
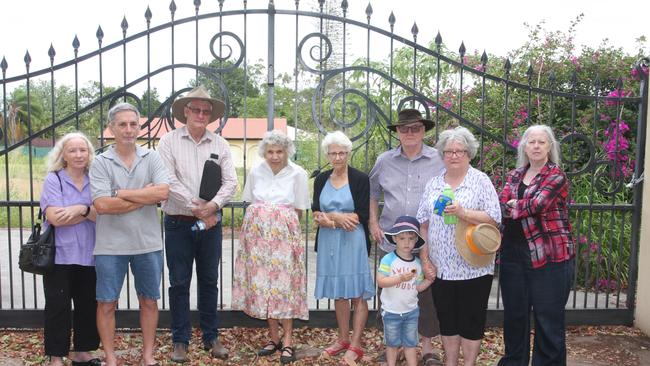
[604,89,631,107]
[631,65,649,81]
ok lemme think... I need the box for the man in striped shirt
[158,86,238,363]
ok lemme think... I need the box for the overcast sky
[0,0,647,96]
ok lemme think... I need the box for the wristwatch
[82,205,91,217]
[111,189,118,198]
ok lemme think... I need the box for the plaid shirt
[499,162,575,268]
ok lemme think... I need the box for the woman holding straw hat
[416,126,501,366]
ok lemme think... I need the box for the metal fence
[0,0,647,328]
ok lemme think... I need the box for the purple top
[39,170,96,266]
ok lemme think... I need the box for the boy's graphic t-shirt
[378,251,424,314]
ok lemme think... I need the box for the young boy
[377,215,433,366]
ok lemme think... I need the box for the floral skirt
[232,201,308,320]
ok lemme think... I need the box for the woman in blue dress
[312,131,375,365]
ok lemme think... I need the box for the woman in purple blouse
[40,132,101,366]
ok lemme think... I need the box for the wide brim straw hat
[384,215,425,249]
[454,219,501,268]
[387,108,434,132]
[171,85,226,123]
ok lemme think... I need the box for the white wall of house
[635,90,650,335]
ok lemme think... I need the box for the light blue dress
[314,180,375,300]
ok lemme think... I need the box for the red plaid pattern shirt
[499,162,575,268]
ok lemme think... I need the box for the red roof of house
[101,117,288,140]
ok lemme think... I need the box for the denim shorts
[382,308,420,348]
[95,250,163,302]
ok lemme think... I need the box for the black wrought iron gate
[0,0,647,328]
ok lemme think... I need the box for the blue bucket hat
[384,215,425,249]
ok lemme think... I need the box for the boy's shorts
[382,308,420,348]
[95,250,163,302]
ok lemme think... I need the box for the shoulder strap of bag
[38,171,63,221]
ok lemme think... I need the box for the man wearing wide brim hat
[386,108,435,132]
[369,107,444,365]
[159,85,238,362]
[455,219,501,268]
[171,85,226,123]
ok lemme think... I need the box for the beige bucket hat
[171,85,225,123]
[454,219,501,268]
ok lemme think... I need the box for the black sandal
[71,359,102,366]
[280,346,296,364]
[258,340,283,356]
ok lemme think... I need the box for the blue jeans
[382,308,419,348]
[498,242,574,366]
[164,215,222,345]
[95,251,163,302]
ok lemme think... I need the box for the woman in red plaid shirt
[497,125,576,366]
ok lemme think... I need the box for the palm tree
[4,87,45,146]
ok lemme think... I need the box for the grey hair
[321,131,353,154]
[435,126,479,159]
[516,124,561,167]
[46,132,95,172]
[107,102,141,124]
[258,129,296,158]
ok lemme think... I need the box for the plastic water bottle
[441,184,458,225]
[191,220,206,232]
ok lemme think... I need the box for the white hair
[258,129,295,158]
[46,132,95,172]
[108,102,140,124]
[321,131,352,154]
[517,124,561,167]
[435,126,479,159]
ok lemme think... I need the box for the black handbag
[18,171,61,275]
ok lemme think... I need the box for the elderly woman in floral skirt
[232,130,310,364]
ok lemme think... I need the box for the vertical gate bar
[170,1,176,98]
[194,1,200,81]
[121,18,133,307]
[458,43,465,117]
[267,0,275,131]
[365,4,374,309]
[341,2,347,127]
[316,0,324,310]
[242,0,249,184]
[411,24,417,108]
[501,60,510,188]
[615,210,625,308]
[364,4,371,173]
[571,209,582,308]
[477,53,487,171]
[19,207,25,309]
[594,211,605,308]
[218,1,225,310]
[583,77,600,309]
[49,45,56,144]
[73,37,80,130]
[122,17,128,102]
[146,8,152,147]
[98,28,105,147]
[627,64,648,312]
[388,12,394,150]
[25,55,37,307]
[0,59,7,309]
[434,34,442,137]
[293,0,299,153]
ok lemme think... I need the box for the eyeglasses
[396,124,424,134]
[443,150,468,158]
[186,106,213,116]
[327,151,349,159]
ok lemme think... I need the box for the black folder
[199,154,222,201]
